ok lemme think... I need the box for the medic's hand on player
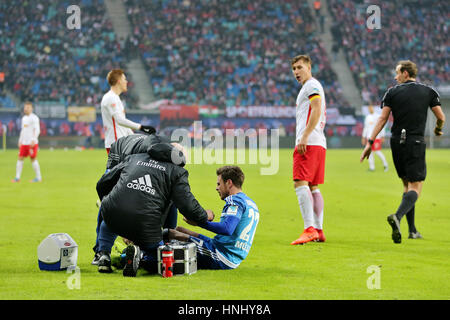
[297,135,308,155]
[360,143,372,163]
[206,209,215,221]
[183,209,214,226]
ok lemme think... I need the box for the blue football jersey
[213,192,259,268]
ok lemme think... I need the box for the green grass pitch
[0,148,449,300]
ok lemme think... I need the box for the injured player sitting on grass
[168,166,260,270]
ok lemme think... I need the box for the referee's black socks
[395,191,418,222]
[406,205,417,233]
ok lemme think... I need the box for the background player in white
[12,101,42,183]
[100,69,155,154]
[362,105,389,172]
[290,55,327,245]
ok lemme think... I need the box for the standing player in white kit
[290,55,327,245]
[12,101,42,183]
[362,105,389,172]
[100,69,155,154]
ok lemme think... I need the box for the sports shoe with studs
[408,231,423,239]
[291,226,319,245]
[315,229,326,242]
[91,252,102,265]
[123,245,141,277]
[387,214,402,244]
[98,252,113,273]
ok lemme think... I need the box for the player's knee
[294,180,308,188]
[407,182,422,197]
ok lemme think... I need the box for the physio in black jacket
[96,142,214,275]
[92,133,175,261]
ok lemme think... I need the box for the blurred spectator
[313,1,322,17]
[59,122,70,136]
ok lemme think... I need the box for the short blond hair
[291,54,312,66]
[107,69,125,86]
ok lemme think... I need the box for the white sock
[32,160,42,180]
[311,189,324,230]
[295,186,314,230]
[368,153,375,170]
[375,150,388,167]
[16,160,24,179]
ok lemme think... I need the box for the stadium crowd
[0,0,138,108]
[124,0,350,110]
[0,0,354,114]
[328,0,449,105]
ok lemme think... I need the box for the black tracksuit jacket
[106,133,171,170]
[97,143,207,247]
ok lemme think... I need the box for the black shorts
[390,136,427,182]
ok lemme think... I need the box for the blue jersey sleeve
[199,215,240,236]
[199,200,244,235]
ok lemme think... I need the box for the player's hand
[140,125,156,135]
[360,143,372,163]
[169,228,192,241]
[206,209,215,221]
[434,126,443,136]
[30,141,35,148]
[296,135,308,155]
[168,228,183,241]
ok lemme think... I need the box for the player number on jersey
[239,208,259,244]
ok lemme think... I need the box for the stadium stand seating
[124,0,350,110]
[0,94,15,108]
[328,0,449,105]
[0,0,138,108]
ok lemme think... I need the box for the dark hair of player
[216,166,245,188]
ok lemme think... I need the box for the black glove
[434,126,443,136]
[140,125,156,135]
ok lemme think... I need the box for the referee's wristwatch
[368,139,374,146]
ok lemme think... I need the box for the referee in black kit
[360,60,445,243]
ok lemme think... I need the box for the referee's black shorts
[390,136,427,182]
